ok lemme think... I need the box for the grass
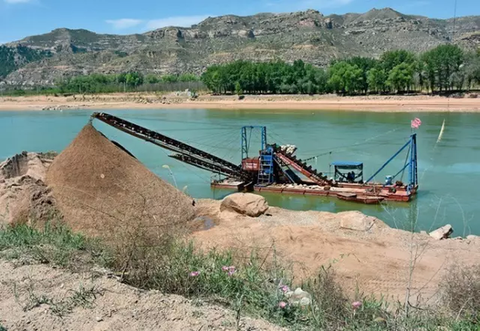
[1,222,480,330]
[0,222,112,270]
[19,283,104,317]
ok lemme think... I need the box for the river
[1,108,479,235]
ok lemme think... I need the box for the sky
[0,0,479,44]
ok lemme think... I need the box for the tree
[235,81,243,95]
[145,74,159,84]
[367,67,387,94]
[387,63,414,93]
[125,72,143,87]
[328,61,363,95]
[347,57,378,94]
[422,45,464,92]
[463,51,480,89]
[381,50,416,74]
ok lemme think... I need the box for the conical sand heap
[46,124,195,242]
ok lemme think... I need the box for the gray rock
[429,225,453,240]
[286,288,312,307]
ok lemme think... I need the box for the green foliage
[52,72,201,94]
[380,50,416,73]
[145,74,159,84]
[346,57,378,93]
[328,61,363,95]
[422,44,465,91]
[367,67,387,93]
[202,47,480,96]
[387,63,415,92]
[0,223,111,268]
[201,60,328,94]
[235,81,243,95]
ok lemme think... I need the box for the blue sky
[1,0,479,44]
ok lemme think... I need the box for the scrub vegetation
[1,222,479,330]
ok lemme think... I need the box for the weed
[2,223,480,330]
[440,264,480,323]
[22,284,104,317]
[0,222,112,270]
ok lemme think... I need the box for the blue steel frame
[241,126,267,160]
[365,134,418,188]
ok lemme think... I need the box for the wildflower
[352,301,362,310]
[280,285,290,293]
[189,271,200,277]
[228,266,236,272]
[228,270,236,276]
[222,266,229,272]
[278,301,287,309]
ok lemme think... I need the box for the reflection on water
[0,109,479,234]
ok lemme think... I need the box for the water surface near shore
[1,108,479,235]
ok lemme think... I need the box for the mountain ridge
[1,8,479,87]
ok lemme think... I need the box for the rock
[285,288,312,307]
[339,211,387,232]
[220,193,269,217]
[96,316,103,322]
[467,235,478,240]
[429,225,453,240]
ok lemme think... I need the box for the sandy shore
[1,93,479,112]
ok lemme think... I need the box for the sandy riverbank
[0,93,479,112]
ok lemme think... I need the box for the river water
[1,109,479,235]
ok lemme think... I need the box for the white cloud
[106,18,144,30]
[146,15,210,30]
[4,0,33,3]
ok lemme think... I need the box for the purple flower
[280,285,290,293]
[278,301,287,309]
[228,266,236,272]
[228,270,236,277]
[352,301,362,310]
[222,266,229,272]
[189,271,200,277]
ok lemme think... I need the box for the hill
[1,8,479,86]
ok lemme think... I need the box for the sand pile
[45,124,195,242]
[0,152,57,225]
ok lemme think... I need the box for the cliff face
[2,8,479,86]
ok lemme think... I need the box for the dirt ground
[0,260,283,331]
[192,200,480,306]
[1,93,479,112]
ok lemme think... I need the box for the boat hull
[211,181,416,203]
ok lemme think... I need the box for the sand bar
[1,93,479,112]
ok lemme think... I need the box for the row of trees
[56,72,201,94]
[201,45,480,95]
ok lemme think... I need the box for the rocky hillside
[2,8,480,86]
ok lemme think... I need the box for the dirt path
[1,93,479,112]
[0,260,283,331]
[193,200,480,305]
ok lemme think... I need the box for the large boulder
[220,193,269,217]
[338,211,387,232]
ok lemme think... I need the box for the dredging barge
[92,113,418,204]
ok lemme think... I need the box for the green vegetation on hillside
[1,222,480,330]
[0,45,51,78]
[201,45,480,95]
